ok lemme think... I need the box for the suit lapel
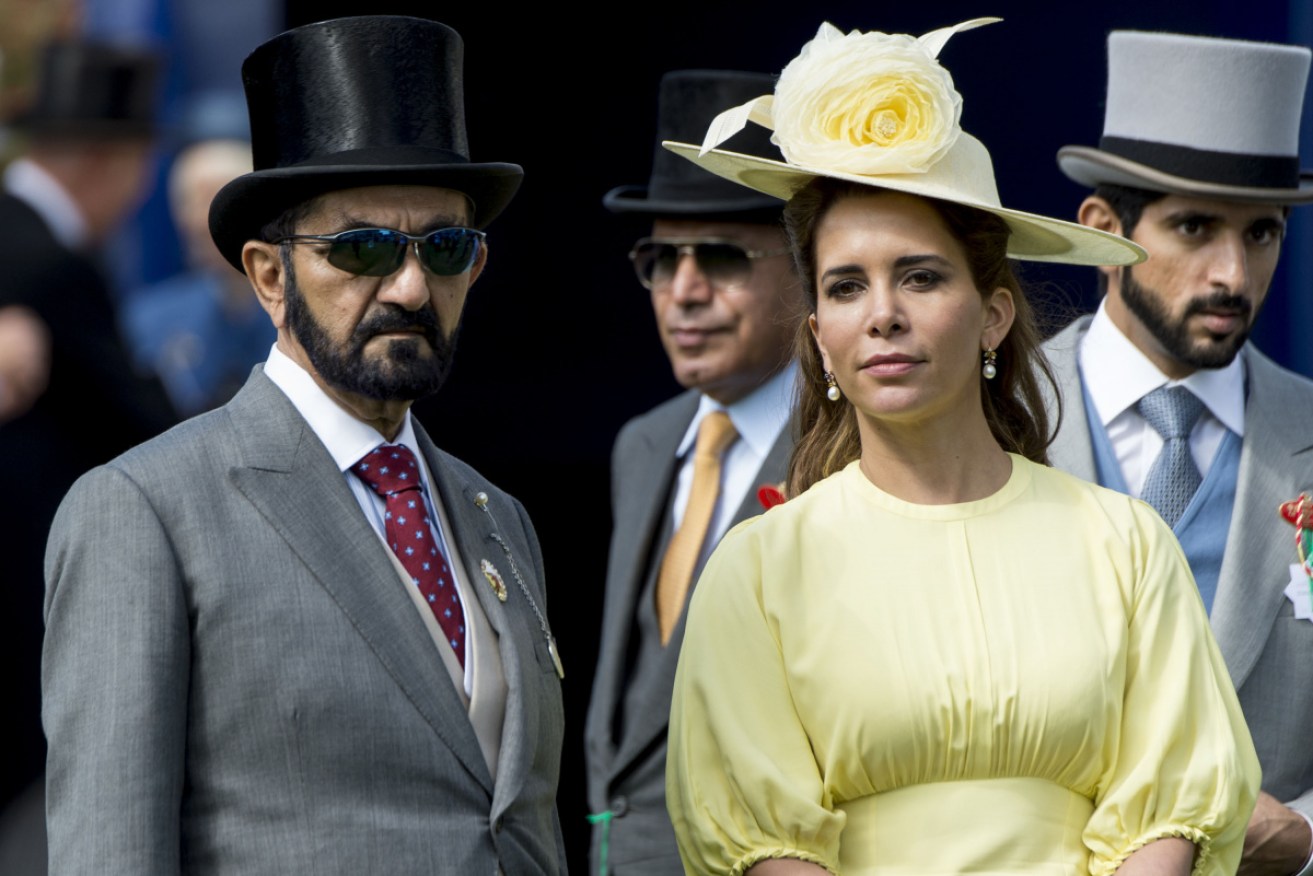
[609,414,794,776]
[587,393,697,772]
[1210,349,1313,687]
[1044,317,1098,481]
[225,373,493,793]
[1047,327,1313,687]
[415,428,539,818]
[725,418,793,522]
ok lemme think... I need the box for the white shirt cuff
[1294,810,1313,876]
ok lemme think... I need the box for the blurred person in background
[0,305,50,423]
[123,133,273,416]
[0,36,175,834]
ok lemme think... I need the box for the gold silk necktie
[656,410,739,645]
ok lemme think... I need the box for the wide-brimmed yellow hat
[664,18,1146,267]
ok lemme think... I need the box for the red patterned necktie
[351,444,466,667]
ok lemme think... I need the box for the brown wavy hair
[783,178,1060,497]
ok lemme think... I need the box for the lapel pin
[480,559,508,602]
[476,492,564,679]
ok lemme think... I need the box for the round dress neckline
[841,452,1033,521]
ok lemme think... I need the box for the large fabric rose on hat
[697,18,999,178]
[772,23,962,175]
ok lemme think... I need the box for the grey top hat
[604,69,784,216]
[1058,30,1313,203]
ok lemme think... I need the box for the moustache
[352,305,441,347]
[1183,292,1252,319]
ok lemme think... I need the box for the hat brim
[13,117,157,139]
[663,142,1146,267]
[1057,145,1313,204]
[601,184,783,216]
[209,162,524,273]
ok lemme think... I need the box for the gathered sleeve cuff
[666,524,844,875]
[1083,503,1261,876]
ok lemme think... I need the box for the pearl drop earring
[824,371,841,401]
[982,348,998,380]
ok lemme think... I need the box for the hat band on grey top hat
[1099,136,1303,189]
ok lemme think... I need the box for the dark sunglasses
[628,237,790,289]
[277,227,486,277]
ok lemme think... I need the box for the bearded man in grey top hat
[584,69,804,875]
[1045,30,1313,876]
[42,16,566,874]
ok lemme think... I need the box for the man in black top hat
[1044,31,1313,876]
[584,69,803,875]
[0,37,175,826]
[42,17,566,874]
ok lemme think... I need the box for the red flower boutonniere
[1280,493,1312,580]
[1280,494,1313,529]
[757,482,787,510]
[1281,494,1313,622]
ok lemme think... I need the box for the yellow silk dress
[666,455,1258,876]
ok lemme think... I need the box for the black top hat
[209,16,524,272]
[603,69,784,217]
[12,40,160,139]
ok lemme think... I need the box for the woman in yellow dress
[662,18,1259,876]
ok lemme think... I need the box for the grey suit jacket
[42,368,567,874]
[1045,317,1313,817]
[584,389,793,875]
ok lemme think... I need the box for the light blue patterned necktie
[1137,386,1207,527]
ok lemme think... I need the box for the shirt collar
[676,362,797,458]
[262,343,421,471]
[4,158,90,250]
[1080,301,1246,435]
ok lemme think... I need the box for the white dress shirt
[1078,301,1245,498]
[670,363,796,570]
[263,344,473,693]
[4,157,89,251]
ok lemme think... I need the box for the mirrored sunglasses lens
[694,243,752,284]
[326,230,407,276]
[420,228,482,275]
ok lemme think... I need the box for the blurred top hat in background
[10,39,161,140]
